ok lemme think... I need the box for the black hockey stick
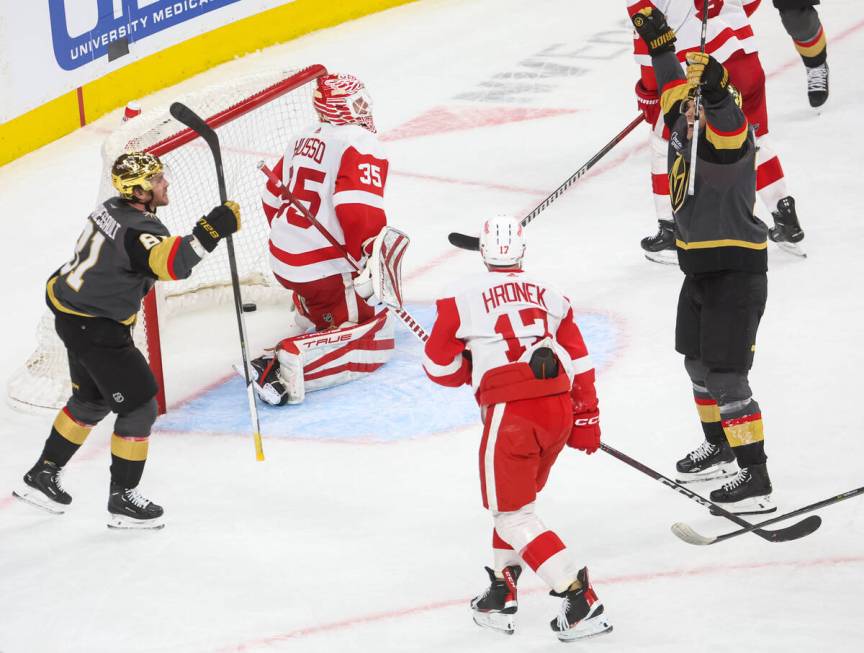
[600,443,821,543]
[447,114,644,251]
[673,484,864,546]
[169,102,265,462]
[686,0,710,196]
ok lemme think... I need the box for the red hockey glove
[568,408,601,455]
[635,80,660,126]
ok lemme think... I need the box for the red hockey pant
[275,271,374,331]
[479,393,572,513]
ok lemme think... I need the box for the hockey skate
[107,483,165,529]
[806,61,829,109]
[641,219,677,265]
[709,463,776,515]
[675,440,737,483]
[550,567,612,642]
[13,460,71,514]
[769,197,806,258]
[470,565,521,635]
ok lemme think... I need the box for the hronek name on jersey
[482,282,547,313]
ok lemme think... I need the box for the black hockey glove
[631,7,676,56]
[193,200,241,253]
[686,52,730,103]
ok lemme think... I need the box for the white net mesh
[7,65,325,412]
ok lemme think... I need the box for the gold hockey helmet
[111,151,164,200]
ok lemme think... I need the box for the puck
[242,302,257,312]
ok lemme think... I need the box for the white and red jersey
[424,269,597,411]
[628,0,759,91]
[261,121,388,284]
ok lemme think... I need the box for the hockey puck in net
[242,302,257,312]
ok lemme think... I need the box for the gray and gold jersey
[48,197,204,323]
[653,51,769,276]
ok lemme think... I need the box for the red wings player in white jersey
[423,215,612,642]
[628,0,805,263]
[249,73,395,406]
[262,73,388,329]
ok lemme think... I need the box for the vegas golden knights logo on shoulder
[669,153,689,213]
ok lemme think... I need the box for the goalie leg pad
[280,311,395,394]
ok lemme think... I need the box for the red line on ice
[216,555,864,651]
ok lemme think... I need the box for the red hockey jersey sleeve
[334,146,388,260]
[423,296,471,387]
[557,305,598,415]
[261,156,287,226]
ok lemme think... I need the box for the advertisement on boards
[1,0,290,122]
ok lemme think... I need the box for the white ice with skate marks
[1,1,864,652]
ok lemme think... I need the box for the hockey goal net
[7,64,327,414]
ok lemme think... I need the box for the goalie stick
[672,483,864,546]
[600,443,821,543]
[169,102,266,462]
[257,162,430,344]
[447,114,644,251]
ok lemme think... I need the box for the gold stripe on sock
[54,408,92,445]
[723,415,765,448]
[111,434,149,462]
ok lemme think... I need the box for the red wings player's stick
[447,115,644,251]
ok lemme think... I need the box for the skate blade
[675,463,738,484]
[709,494,776,516]
[107,513,165,530]
[12,488,67,515]
[555,617,613,642]
[773,240,807,259]
[643,250,678,265]
[472,611,515,635]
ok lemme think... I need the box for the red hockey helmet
[313,73,376,132]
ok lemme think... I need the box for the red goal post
[7,64,327,414]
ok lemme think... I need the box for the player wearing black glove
[193,200,241,252]
[631,6,676,56]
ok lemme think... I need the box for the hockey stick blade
[447,232,480,251]
[600,443,811,544]
[671,514,822,546]
[673,483,864,545]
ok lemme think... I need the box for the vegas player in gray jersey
[633,7,776,515]
[13,152,240,529]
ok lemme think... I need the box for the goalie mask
[479,214,526,268]
[111,151,164,200]
[313,73,376,133]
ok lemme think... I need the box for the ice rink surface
[2,1,863,651]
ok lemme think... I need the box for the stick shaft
[599,443,771,538]
[170,102,265,461]
[687,0,711,196]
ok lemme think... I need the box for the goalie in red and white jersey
[423,215,612,642]
[250,73,396,406]
[627,0,805,262]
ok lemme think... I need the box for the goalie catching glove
[192,201,241,253]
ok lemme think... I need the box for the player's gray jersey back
[48,198,173,324]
